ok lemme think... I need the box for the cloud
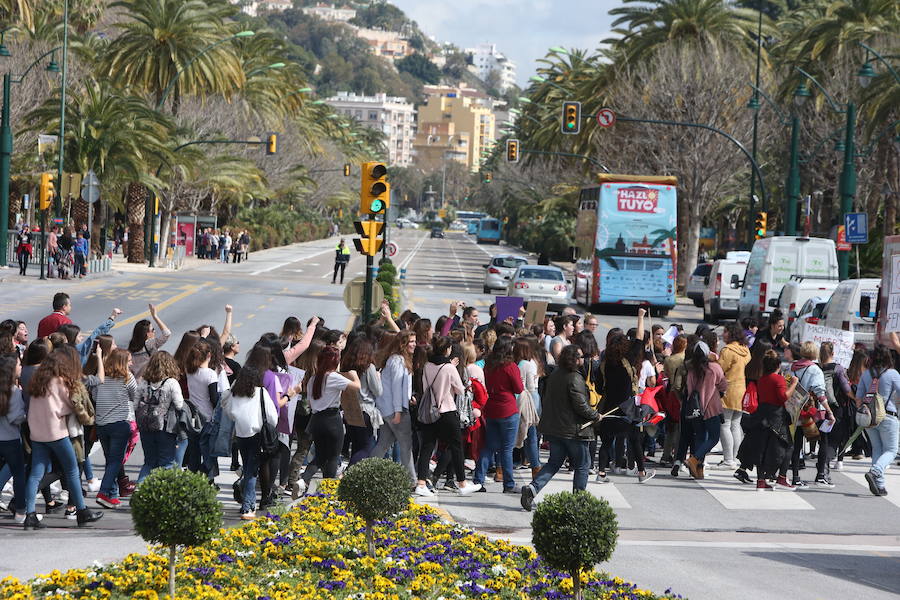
[389,0,620,86]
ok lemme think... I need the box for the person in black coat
[521,344,599,511]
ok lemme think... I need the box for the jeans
[523,425,541,468]
[199,421,220,481]
[174,436,189,468]
[0,439,26,513]
[26,438,85,513]
[474,413,520,489]
[74,253,86,276]
[371,410,416,485]
[532,435,590,493]
[98,420,131,498]
[416,411,465,483]
[346,413,375,466]
[236,435,261,513]
[692,416,722,463]
[661,421,680,463]
[138,429,177,482]
[868,414,899,488]
[719,409,743,465]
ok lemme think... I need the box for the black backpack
[136,380,167,432]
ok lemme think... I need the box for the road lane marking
[250,247,333,276]
[399,233,427,270]
[146,282,170,289]
[113,283,210,330]
[535,478,631,508]
[247,313,256,319]
[448,238,471,291]
[694,470,814,510]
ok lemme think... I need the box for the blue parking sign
[844,212,868,244]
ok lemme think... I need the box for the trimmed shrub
[337,458,411,556]
[130,468,223,598]
[532,491,618,600]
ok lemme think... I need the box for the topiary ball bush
[338,457,410,524]
[131,468,223,548]
[532,491,618,574]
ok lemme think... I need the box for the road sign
[844,212,868,244]
[387,241,398,257]
[81,169,100,204]
[836,225,852,251]
[596,108,616,128]
[343,276,384,315]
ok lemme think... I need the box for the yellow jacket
[717,341,751,411]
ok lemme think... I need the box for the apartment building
[326,92,417,167]
[413,85,497,172]
[466,43,517,92]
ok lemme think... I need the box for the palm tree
[0,0,33,29]
[100,0,245,115]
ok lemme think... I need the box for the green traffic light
[370,199,384,213]
[566,121,575,129]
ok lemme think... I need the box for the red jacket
[37,312,72,338]
[464,377,488,460]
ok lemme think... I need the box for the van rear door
[800,241,838,279]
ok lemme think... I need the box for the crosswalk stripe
[535,478,631,509]
[693,470,815,510]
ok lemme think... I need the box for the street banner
[523,301,548,328]
[495,296,524,323]
[803,324,855,368]
[885,252,900,334]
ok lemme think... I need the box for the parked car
[789,296,829,345]
[430,227,444,239]
[482,255,528,294]
[507,265,571,311]
[771,276,839,338]
[819,278,880,348]
[701,257,748,323]
[687,263,713,307]
[737,236,838,321]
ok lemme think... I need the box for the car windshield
[495,257,527,268]
[518,268,563,281]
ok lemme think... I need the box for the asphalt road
[1,230,898,599]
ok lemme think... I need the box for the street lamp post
[747,6,764,239]
[54,0,69,222]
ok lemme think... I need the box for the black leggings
[616,423,645,472]
[306,409,344,480]
[416,411,465,483]
[333,261,347,283]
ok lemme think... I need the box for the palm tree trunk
[126,182,145,263]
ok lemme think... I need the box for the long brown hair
[143,351,181,384]
[0,354,19,416]
[173,331,201,374]
[341,337,375,373]
[104,348,133,381]
[312,346,341,400]
[378,330,414,372]
[185,339,212,375]
[28,348,80,397]
[84,335,115,376]
[485,336,514,373]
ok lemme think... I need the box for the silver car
[507,265,570,311]
[687,263,712,307]
[483,255,528,294]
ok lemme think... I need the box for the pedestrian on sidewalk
[521,345,600,511]
[15,225,33,276]
[332,239,350,284]
[47,225,59,279]
[73,231,88,278]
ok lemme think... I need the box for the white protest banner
[886,254,900,333]
[803,324,854,368]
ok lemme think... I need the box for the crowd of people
[14,223,93,279]
[195,228,251,263]
[0,293,898,529]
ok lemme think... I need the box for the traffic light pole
[39,209,46,280]
[362,214,374,322]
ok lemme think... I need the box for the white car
[483,255,528,294]
[790,296,829,345]
[687,263,712,307]
[507,265,570,311]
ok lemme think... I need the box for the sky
[389,0,623,87]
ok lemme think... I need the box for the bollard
[400,267,407,281]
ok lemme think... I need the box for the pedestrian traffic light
[266,133,277,155]
[360,161,389,215]
[562,101,581,135]
[483,171,492,183]
[343,163,351,177]
[754,211,767,239]
[353,220,384,256]
[39,173,55,211]
[506,139,519,163]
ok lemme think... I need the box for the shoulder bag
[257,387,279,455]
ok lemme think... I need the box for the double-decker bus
[573,174,677,315]
[476,217,502,244]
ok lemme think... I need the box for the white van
[773,276,839,336]
[737,237,838,322]
[819,278,880,348]
[702,257,748,323]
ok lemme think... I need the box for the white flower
[491,564,507,576]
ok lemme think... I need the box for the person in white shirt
[225,358,284,520]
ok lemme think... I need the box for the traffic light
[39,173,55,211]
[343,163,351,177]
[353,220,384,256]
[483,171,492,183]
[360,161,389,215]
[506,139,519,163]
[754,211,768,239]
[266,133,277,155]
[562,101,581,135]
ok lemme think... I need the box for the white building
[466,43,517,92]
[326,92,417,167]
[301,3,357,22]
[232,0,292,17]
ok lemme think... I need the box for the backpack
[821,363,842,411]
[683,389,702,420]
[417,364,446,425]
[136,380,168,432]
[856,370,889,429]
[585,361,602,409]
[741,380,758,414]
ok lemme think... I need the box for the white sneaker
[713,461,737,470]
[625,467,638,476]
[14,513,41,524]
[464,459,476,471]
[414,484,435,497]
[50,482,62,495]
[832,461,843,471]
[457,483,482,496]
[86,479,101,493]
[2,481,11,493]
[291,480,307,500]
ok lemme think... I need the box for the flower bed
[0,480,679,600]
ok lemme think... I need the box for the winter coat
[538,367,599,440]
[718,342,751,411]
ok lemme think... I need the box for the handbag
[210,391,236,458]
[71,382,95,426]
[257,388,279,455]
